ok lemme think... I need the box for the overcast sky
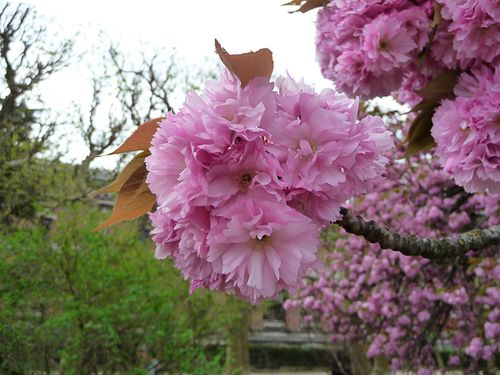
[23,0,404,167]
[21,0,332,166]
[25,0,329,104]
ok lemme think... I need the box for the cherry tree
[283,0,499,372]
[93,0,499,372]
[286,121,499,372]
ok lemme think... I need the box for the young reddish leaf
[416,70,459,103]
[94,189,155,231]
[94,164,155,231]
[89,151,149,197]
[215,39,273,88]
[109,118,163,155]
[405,106,437,157]
[283,0,328,13]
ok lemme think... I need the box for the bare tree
[76,46,179,174]
[74,44,213,183]
[0,3,72,226]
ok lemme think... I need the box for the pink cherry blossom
[432,65,500,194]
[438,0,500,64]
[146,68,393,302]
[362,14,418,70]
[287,143,500,372]
[268,77,393,224]
[316,3,431,99]
[207,196,320,302]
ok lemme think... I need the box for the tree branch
[336,208,500,259]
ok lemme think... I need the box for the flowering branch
[336,208,500,259]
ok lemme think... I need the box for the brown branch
[336,208,500,259]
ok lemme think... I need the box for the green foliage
[0,204,225,374]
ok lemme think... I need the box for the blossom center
[297,139,317,159]
[250,226,273,250]
[237,171,254,191]
[251,237,271,251]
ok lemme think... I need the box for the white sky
[25,0,329,104]
[23,0,405,168]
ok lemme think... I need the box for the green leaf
[416,70,459,103]
[412,100,436,113]
[405,70,459,156]
[405,106,437,157]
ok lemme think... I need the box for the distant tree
[73,44,206,185]
[0,1,212,225]
[0,3,72,227]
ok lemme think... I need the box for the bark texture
[336,207,500,259]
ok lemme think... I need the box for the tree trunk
[370,356,389,375]
[225,298,251,375]
[349,342,372,375]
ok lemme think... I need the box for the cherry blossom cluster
[317,0,432,100]
[432,66,500,194]
[286,146,500,372]
[316,0,500,194]
[317,0,499,101]
[145,70,393,303]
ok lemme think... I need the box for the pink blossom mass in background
[316,0,499,193]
